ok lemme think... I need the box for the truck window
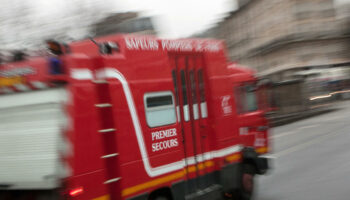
[198,69,208,118]
[171,70,181,122]
[189,70,199,120]
[246,85,258,112]
[144,91,177,127]
[235,84,258,114]
[181,70,190,121]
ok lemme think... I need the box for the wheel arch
[148,187,174,200]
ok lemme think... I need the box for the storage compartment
[0,88,68,190]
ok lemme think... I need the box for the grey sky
[1,0,350,48]
[115,0,236,38]
[30,0,234,38]
[116,0,350,38]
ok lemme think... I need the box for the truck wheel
[154,196,169,200]
[240,164,256,200]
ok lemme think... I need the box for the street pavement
[255,101,350,200]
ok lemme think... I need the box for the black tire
[154,196,169,200]
[239,164,256,200]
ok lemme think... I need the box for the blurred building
[213,0,350,82]
[197,0,350,115]
[192,27,219,38]
[91,12,156,37]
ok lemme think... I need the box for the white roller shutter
[0,88,69,189]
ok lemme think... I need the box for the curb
[268,108,338,127]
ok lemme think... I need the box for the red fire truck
[0,34,269,200]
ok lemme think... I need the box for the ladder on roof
[93,79,122,200]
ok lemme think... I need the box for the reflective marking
[193,103,199,120]
[122,160,215,197]
[256,147,268,154]
[122,170,185,197]
[225,154,241,162]
[176,106,181,122]
[183,105,189,121]
[200,102,208,118]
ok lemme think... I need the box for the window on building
[144,91,177,127]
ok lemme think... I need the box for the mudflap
[256,156,269,175]
[242,147,270,175]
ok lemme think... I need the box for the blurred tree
[0,0,116,49]
[0,0,33,49]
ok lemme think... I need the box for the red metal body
[0,34,269,200]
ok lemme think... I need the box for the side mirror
[99,42,120,54]
[246,85,257,92]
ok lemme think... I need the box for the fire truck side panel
[95,54,185,199]
[70,80,107,198]
[230,69,270,154]
[92,45,234,199]
[71,81,103,175]
[201,51,244,193]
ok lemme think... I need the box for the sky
[113,0,350,38]
[1,0,350,48]
[32,0,236,38]
[114,0,236,38]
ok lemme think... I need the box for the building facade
[196,0,350,116]
[214,0,350,81]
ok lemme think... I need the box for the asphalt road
[255,101,350,200]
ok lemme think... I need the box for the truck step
[104,177,121,184]
[101,153,119,159]
[92,80,108,84]
[95,103,112,108]
[98,128,116,133]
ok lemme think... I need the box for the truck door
[190,56,214,188]
[235,83,269,153]
[170,54,210,192]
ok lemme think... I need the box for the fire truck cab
[0,34,269,200]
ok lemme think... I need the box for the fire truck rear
[0,35,269,200]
